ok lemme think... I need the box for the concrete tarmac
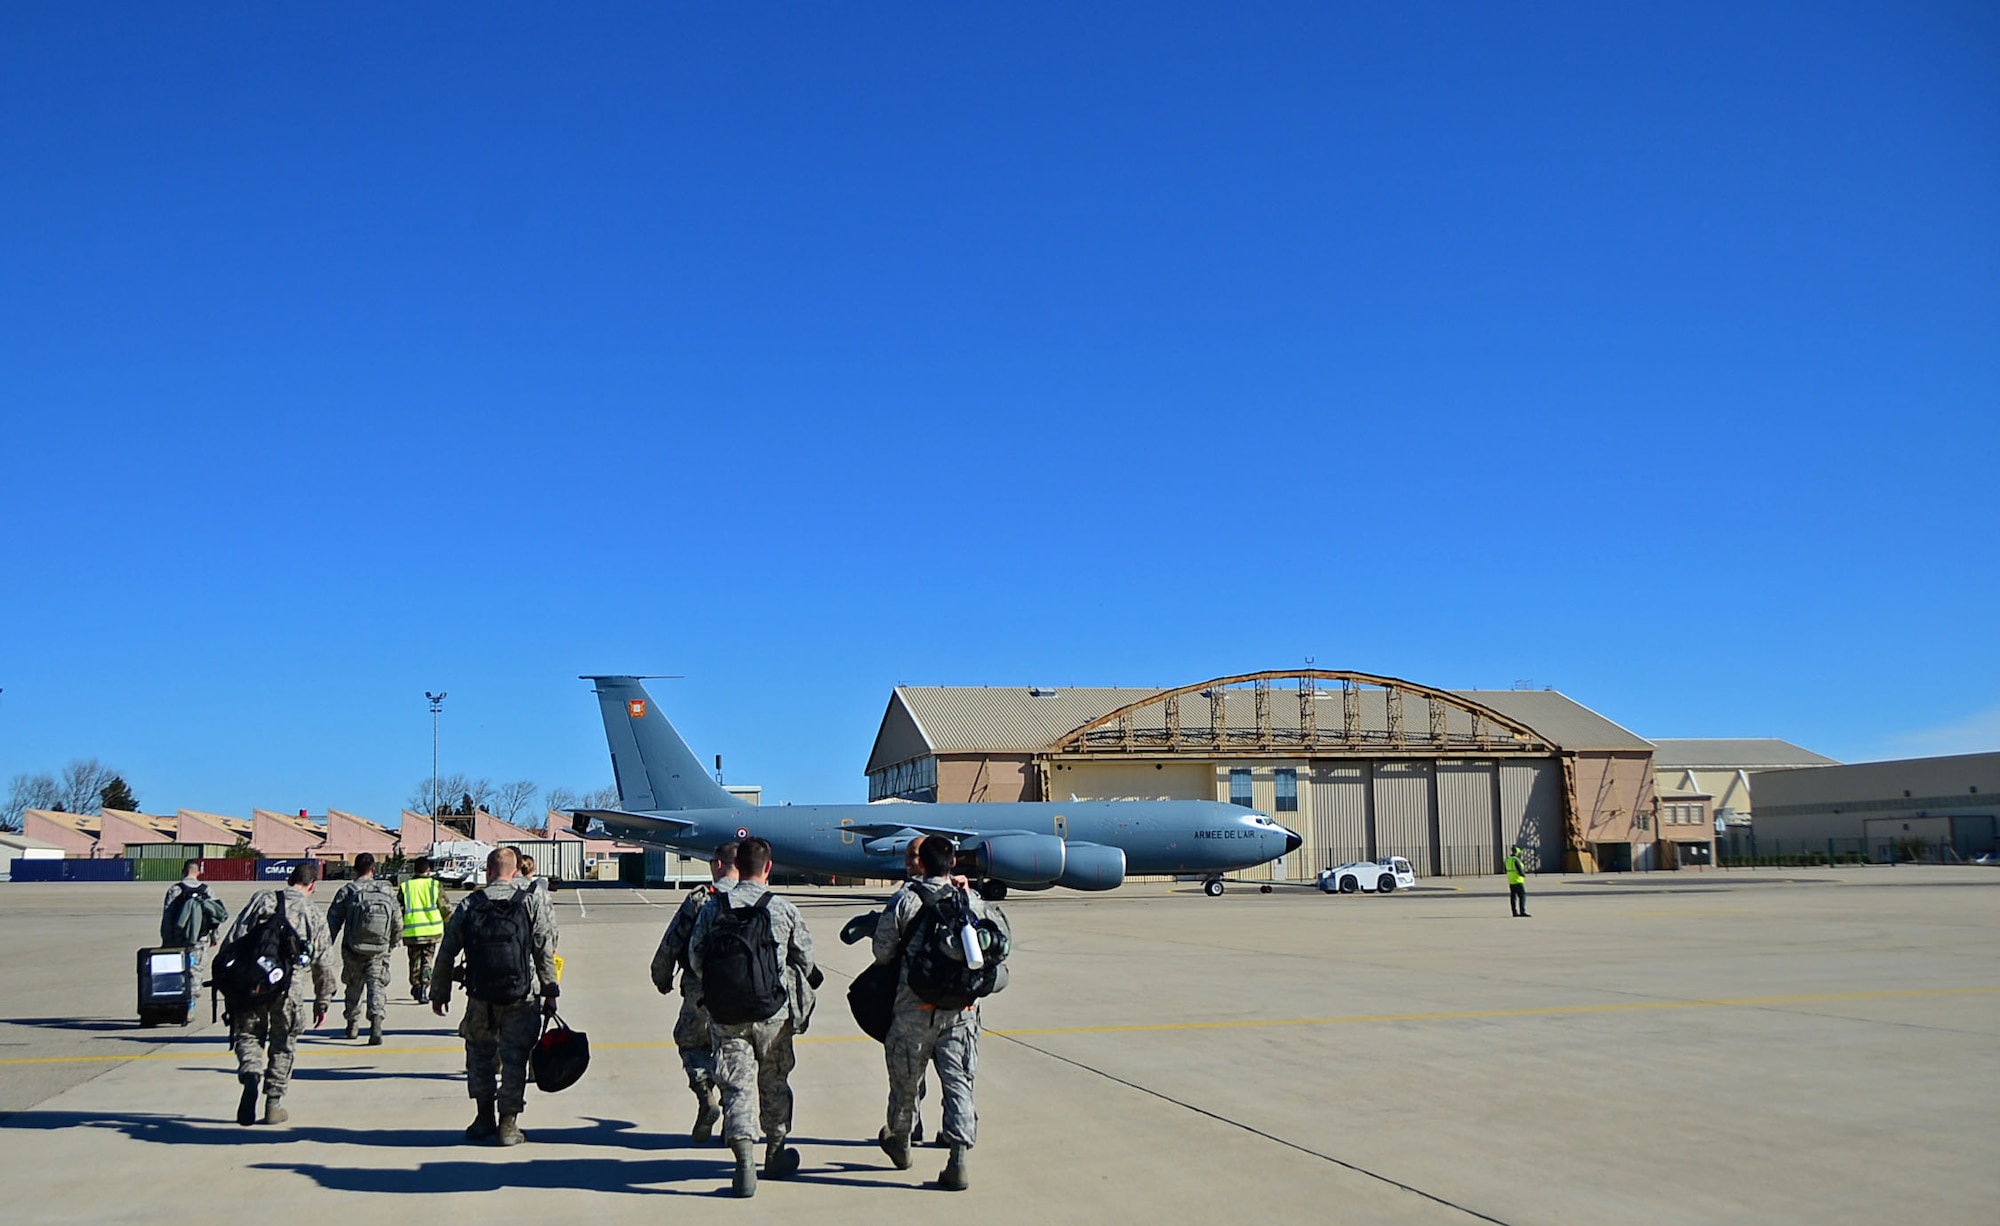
[2,870,1997,1224]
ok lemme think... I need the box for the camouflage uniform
[327,876,402,1033]
[650,879,732,1104]
[432,878,561,1117]
[687,881,818,1145]
[873,876,989,1149]
[224,886,337,1106]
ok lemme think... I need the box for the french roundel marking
[736,827,749,840]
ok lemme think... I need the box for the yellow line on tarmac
[4,985,1993,1066]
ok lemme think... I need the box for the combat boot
[495,1114,526,1147]
[939,1142,970,1191]
[465,1099,498,1142]
[691,1085,720,1143]
[262,1097,289,1126]
[235,1072,260,1127]
[344,1017,358,1040]
[764,1137,800,1180]
[878,1127,912,1170]
[367,1022,383,1046]
[730,1138,758,1198]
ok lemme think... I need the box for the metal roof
[1649,739,1839,769]
[1454,691,1653,753]
[870,683,1650,769]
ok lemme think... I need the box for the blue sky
[2,2,1995,822]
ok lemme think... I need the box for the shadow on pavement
[0,1112,692,1153]
[286,1067,463,1083]
[1,1017,144,1032]
[252,1156,719,1196]
[1,1017,227,1045]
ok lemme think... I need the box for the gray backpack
[344,881,401,955]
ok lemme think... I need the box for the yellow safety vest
[400,875,444,940]
[1505,856,1525,886]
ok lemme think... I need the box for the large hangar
[866,671,1659,877]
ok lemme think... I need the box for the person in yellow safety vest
[400,856,447,1001]
[1506,847,1530,918]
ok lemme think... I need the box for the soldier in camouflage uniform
[873,836,993,1191]
[688,838,821,1198]
[224,861,338,1127]
[326,852,402,1044]
[431,846,561,1147]
[650,840,737,1142]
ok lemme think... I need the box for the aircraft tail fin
[581,676,739,812]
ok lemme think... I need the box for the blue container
[66,859,136,882]
[13,859,138,882]
[256,858,309,881]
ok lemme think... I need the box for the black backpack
[162,882,224,948]
[903,883,1008,1011]
[212,891,304,1011]
[701,893,787,1025]
[461,890,536,1004]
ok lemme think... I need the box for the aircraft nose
[1283,828,1303,856]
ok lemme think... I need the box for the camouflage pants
[341,949,392,1027]
[710,1013,796,1144]
[886,999,978,1148]
[233,994,308,1098]
[674,992,714,1095]
[461,998,541,1115]
[405,939,439,998]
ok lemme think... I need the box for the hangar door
[1372,762,1434,871]
[1436,760,1500,877]
[1499,759,1564,873]
[1309,764,1370,871]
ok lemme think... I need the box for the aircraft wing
[844,820,1036,844]
[569,808,700,841]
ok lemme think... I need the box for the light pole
[426,691,447,851]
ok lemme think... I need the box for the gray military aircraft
[569,675,1302,897]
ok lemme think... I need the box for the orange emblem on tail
[628,699,646,718]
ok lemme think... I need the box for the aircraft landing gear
[1202,877,1225,898]
[977,879,1009,902]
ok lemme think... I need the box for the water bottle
[959,920,985,969]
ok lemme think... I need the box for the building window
[1274,769,1298,813]
[1229,768,1253,808]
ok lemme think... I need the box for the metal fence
[1715,834,1987,868]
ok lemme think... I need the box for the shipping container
[199,858,256,881]
[133,858,184,882]
[12,859,137,882]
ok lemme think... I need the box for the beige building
[1751,751,2000,861]
[1652,739,1838,828]
[865,671,1667,877]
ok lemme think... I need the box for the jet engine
[975,833,1067,885]
[1055,842,1126,891]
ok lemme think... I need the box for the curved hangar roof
[867,672,1650,774]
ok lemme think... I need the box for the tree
[224,838,259,860]
[492,779,538,822]
[2,772,61,833]
[99,776,139,813]
[56,759,119,816]
[542,786,578,814]
[407,772,492,817]
[583,785,620,809]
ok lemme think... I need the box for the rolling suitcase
[137,947,195,1027]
